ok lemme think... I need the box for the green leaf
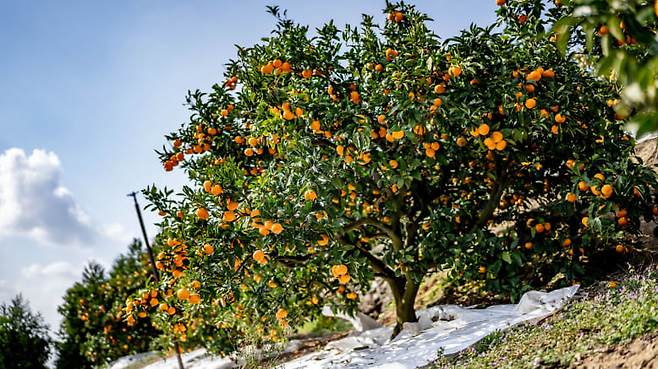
[607,17,624,42]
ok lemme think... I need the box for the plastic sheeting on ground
[110,285,579,369]
[108,349,235,369]
[282,285,579,369]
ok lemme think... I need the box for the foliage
[432,268,658,369]
[0,295,51,369]
[130,0,658,354]
[120,232,224,356]
[553,0,658,134]
[55,240,159,369]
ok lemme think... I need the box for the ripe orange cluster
[219,104,236,118]
[176,282,201,305]
[203,180,223,196]
[224,75,238,90]
[615,208,628,227]
[251,218,284,236]
[253,249,268,265]
[155,238,190,279]
[275,307,289,327]
[164,139,185,171]
[330,264,350,284]
[222,198,240,223]
[471,123,506,151]
[429,96,443,114]
[386,10,404,23]
[385,48,398,62]
[260,58,292,75]
[422,141,440,158]
[124,289,162,326]
[308,120,333,138]
[234,134,278,164]
[164,106,239,172]
[271,102,304,121]
[577,173,614,200]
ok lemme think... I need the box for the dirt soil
[572,334,658,369]
[634,135,658,168]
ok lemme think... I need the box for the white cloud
[21,261,80,280]
[14,261,87,331]
[0,147,139,333]
[0,148,94,245]
[99,222,132,245]
[0,262,85,331]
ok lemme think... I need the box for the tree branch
[343,218,403,250]
[468,165,508,234]
[337,235,398,282]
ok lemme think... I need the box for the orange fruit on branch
[275,308,288,320]
[223,211,237,222]
[203,243,214,255]
[271,223,283,234]
[304,190,318,201]
[211,184,223,196]
[338,274,351,284]
[177,288,190,301]
[227,199,239,211]
[495,140,507,151]
[385,48,398,61]
[601,184,613,199]
[578,181,589,192]
[196,208,209,220]
[261,63,274,74]
[317,234,330,246]
[253,250,268,265]
[189,294,201,304]
[449,65,462,77]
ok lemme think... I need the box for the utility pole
[128,192,185,369]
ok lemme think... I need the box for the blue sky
[0,0,496,330]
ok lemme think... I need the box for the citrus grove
[55,241,161,368]
[125,1,658,354]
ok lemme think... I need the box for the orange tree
[135,1,658,343]
[122,233,229,355]
[56,241,160,368]
[553,0,658,134]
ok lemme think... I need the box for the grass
[294,315,353,337]
[431,267,658,369]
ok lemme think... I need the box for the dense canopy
[127,1,658,352]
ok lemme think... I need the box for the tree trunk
[174,341,185,369]
[387,276,420,338]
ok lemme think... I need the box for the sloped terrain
[572,334,658,369]
[430,268,658,369]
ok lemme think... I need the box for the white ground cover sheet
[110,285,579,369]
